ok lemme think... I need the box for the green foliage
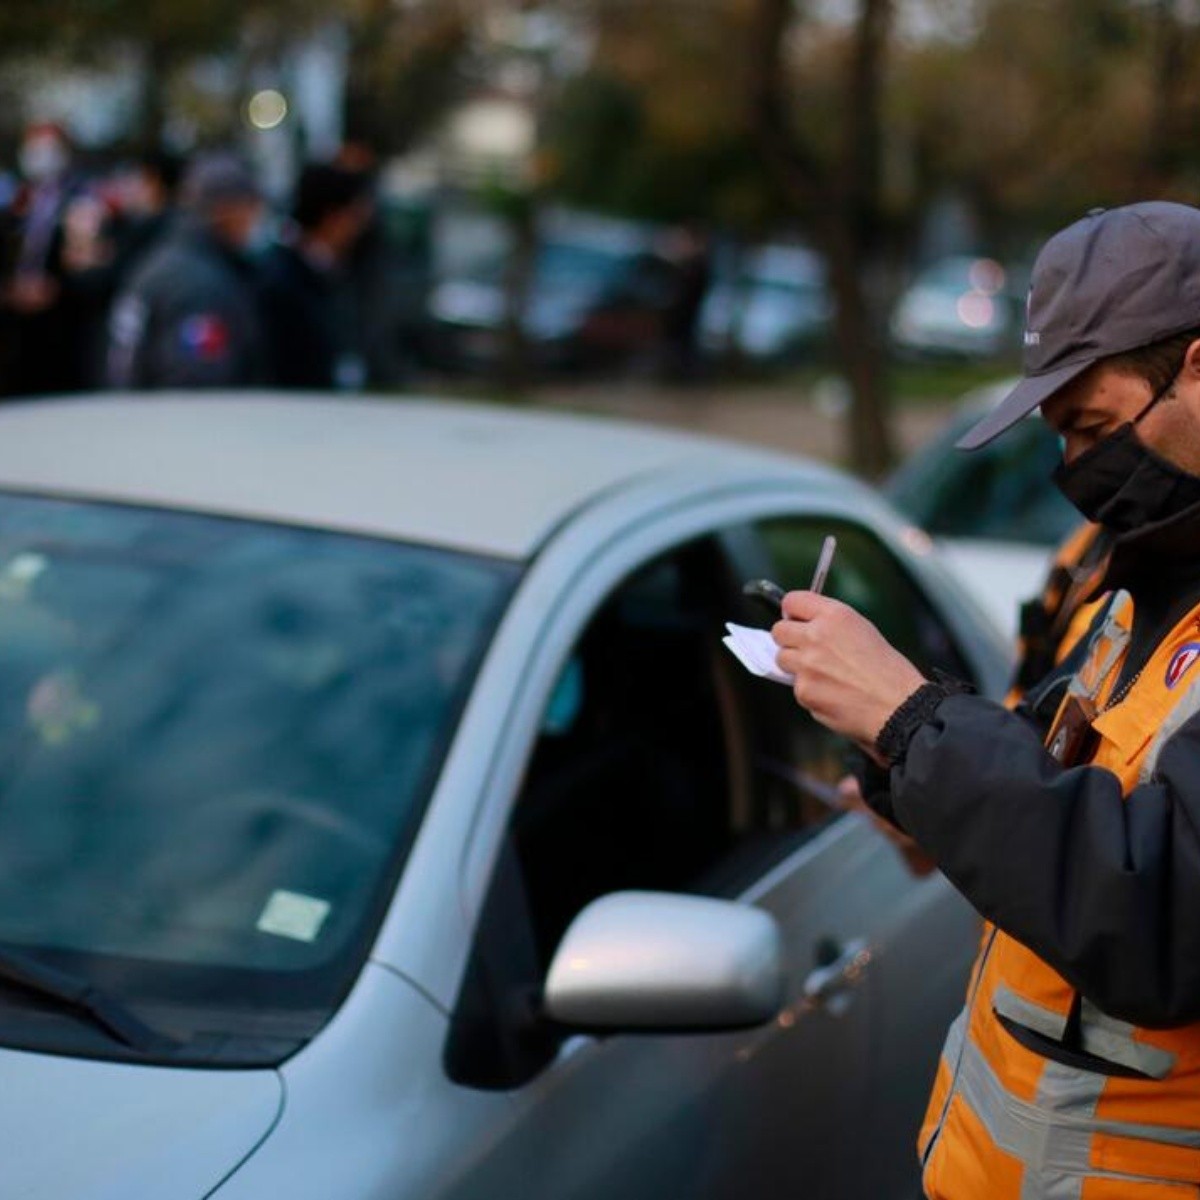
[542,67,789,229]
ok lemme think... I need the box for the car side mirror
[543,891,785,1032]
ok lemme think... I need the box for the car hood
[0,1044,283,1200]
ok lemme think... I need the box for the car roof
[0,393,835,561]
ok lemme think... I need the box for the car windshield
[887,411,1079,545]
[472,241,633,290]
[0,492,517,1065]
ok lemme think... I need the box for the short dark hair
[138,150,184,197]
[291,163,371,232]
[1108,327,1200,395]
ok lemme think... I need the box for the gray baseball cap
[178,152,262,215]
[956,201,1200,450]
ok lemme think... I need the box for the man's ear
[1183,338,1200,379]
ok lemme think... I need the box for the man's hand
[836,775,937,878]
[772,590,927,749]
[6,273,59,314]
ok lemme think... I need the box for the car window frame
[438,485,1008,1088]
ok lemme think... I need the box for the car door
[438,523,880,1200]
[747,513,984,1195]
[439,511,981,1200]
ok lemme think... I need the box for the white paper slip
[723,622,794,686]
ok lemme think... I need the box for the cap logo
[1023,287,1040,347]
[1166,643,1200,690]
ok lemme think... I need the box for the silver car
[0,395,1009,1200]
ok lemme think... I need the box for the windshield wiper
[0,945,176,1053]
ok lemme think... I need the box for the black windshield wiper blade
[0,946,176,1053]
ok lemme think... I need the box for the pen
[809,534,838,595]
[741,533,838,614]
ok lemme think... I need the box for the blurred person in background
[0,122,89,396]
[97,151,184,281]
[63,151,184,386]
[106,152,269,390]
[658,222,713,384]
[335,141,420,387]
[258,162,374,390]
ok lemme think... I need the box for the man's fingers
[780,589,835,621]
[771,617,812,649]
[776,647,806,677]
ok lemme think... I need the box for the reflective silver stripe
[1139,670,1200,784]
[921,1010,967,1160]
[1071,591,1132,704]
[922,931,1001,1193]
[1021,1061,1105,1200]
[1078,999,1177,1080]
[993,983,1070,1041]
[952,1031,1200,1200]
[943,1006,967,1066]
[991,987,1179,1080]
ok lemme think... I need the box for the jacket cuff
[875,672,974,767]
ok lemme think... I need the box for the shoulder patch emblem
[179,313,231,361]
[1166,643,1200,690]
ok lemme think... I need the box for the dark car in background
[699,243,832,367]
[421,211,676,374]
[886,379,1081,635]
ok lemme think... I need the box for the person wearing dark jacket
[258,163,373,390]
[771,202,1200,1199]
[105,153,268,390]
[0,122,89,395]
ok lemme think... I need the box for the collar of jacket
[174,214,256,277]
[1102,496,1200,596]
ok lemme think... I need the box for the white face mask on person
[19,135,69,184]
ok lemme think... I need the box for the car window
[756,516,973,682]
[511,536,793,970]
[887,412,1078,546]
[447,532,840,1088]
[0,492,517,1064]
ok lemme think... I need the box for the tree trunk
[500,198,537,395]
[136,37,174,151]
[1146,0,1186,191]
[748,0,896,478]
[819,215,892,477]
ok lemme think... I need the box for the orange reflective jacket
[1007,522,1110,707]
[919,591,1200,1200]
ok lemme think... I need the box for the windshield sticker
[257,890,332,943]
[0,552,48,601]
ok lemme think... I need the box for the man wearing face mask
[106,152,271,390]
[0,122,88,395]
[770,201,1200,1199]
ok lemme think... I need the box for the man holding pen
[772,202,1200,1199]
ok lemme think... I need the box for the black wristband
[875,672,973,766]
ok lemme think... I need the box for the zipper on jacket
[921,927,999,1175]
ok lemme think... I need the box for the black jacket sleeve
[883,693,1200,1028]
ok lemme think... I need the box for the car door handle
[802,938,869,1010]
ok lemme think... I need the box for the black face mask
[1053,420,1200,534]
